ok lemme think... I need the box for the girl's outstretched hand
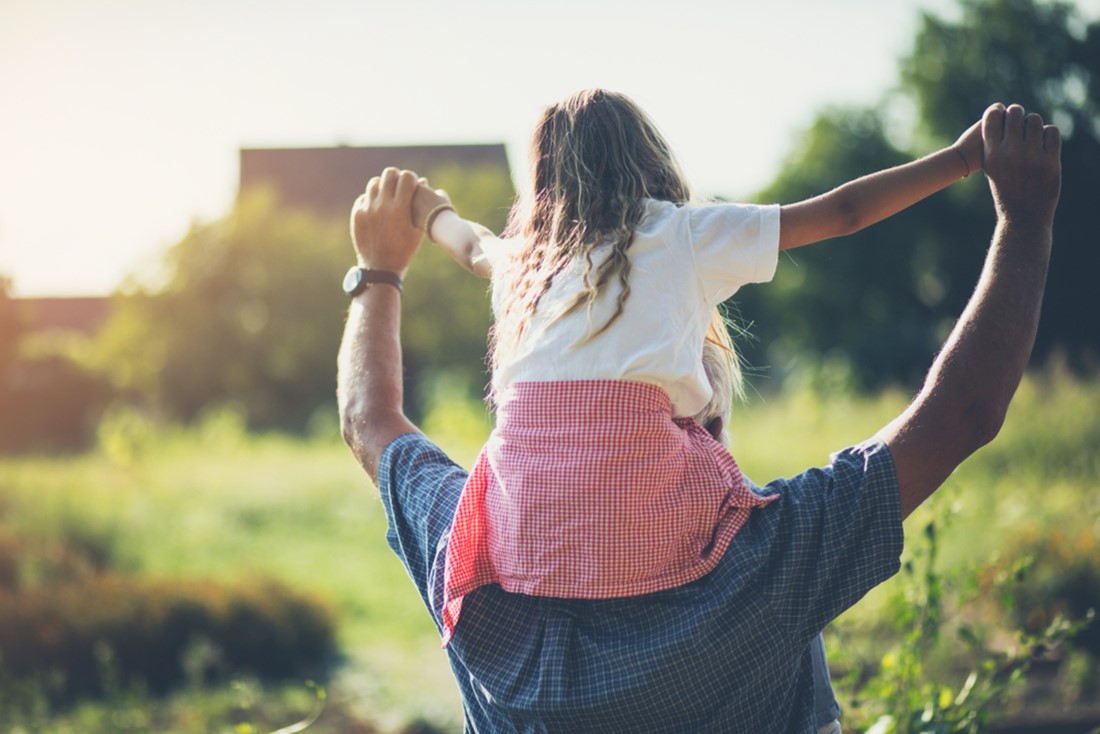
[412,180,453,231]
[953,117,985,177]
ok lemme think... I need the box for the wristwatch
[342,267,403,297]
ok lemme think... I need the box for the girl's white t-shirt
[486,199,781,418]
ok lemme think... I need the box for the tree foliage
[736,0,1100,390]
[0,276,21,375]
[88,0,1098,425]
[0,278,111,453]
[91,189,349,431]
[901,0,1100,368]
[400,164,514,415]
[92,165,513,430]
[737,110,986,390]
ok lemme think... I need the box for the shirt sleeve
[377,431,469,623]
[753,439,905,640]
[687,203,781,306]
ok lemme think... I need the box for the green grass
[1,366,1097,731]
[0,410,462,731]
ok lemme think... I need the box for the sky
[2,0,1097,297]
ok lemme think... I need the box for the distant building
[13,143,511,338]
[16,296,113,338]
[238,143,511,218]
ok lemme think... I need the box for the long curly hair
[491,89,692,375]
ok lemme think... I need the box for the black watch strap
[343,267,403,297]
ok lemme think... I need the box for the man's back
[379,432,902,733]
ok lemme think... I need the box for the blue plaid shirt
[378,432,903,733]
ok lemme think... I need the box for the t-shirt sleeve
[687,202,781,305]
[377,431,469,621]
[753,439,905,640]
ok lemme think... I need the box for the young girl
[411,88,982,646]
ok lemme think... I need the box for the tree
[0,277,110,452]
[400,164,514,416]
[735,109,987,391]
[901,0,1100,368]
[0,276,21,378]
[91,163,514,431]
[736,0,1100,391]
[92,189,350,431]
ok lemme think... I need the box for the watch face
[343,266,364,296]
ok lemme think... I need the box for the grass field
[1,365,1097,732]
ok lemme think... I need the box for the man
[337,103,1060,732]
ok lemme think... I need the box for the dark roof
[16,297,112,337]
[239,144,511,218]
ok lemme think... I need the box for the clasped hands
[350,167,452,275]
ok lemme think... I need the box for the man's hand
[982,103,1062,226]
[350,167,424,275]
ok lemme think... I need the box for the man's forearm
[886,214,1052,515]
[337,284,417,483]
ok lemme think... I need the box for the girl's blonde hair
[491,90,746,403]
[492,89,691,373]
[697,308,747,446]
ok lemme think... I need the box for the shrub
[0,354,112,453]
[995,526,1100,659]
[0,530,116,593]
[0,575,337,704]
[841,517,1086,734]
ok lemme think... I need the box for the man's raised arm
[878,103,1062,518]
[338,168,424,483]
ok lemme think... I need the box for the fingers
[982,103,1006,143]
[380,167,399,199]
[983,103,1056,152]
[1003,104,1025,142]
[1024,113,1044,141]
[369,167,421,210]
[1043,124,1061,156]
[394,168,418,207]
[361,176,381,207]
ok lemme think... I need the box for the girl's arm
[412,183,498,278]
[778,119,983,251]
[429,210,497,278]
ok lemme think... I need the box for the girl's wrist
[424,204,457,242]
[952,144,972,178]
[427,209,464,248]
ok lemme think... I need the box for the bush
[841,516,1087,734]
[996,527,1100,659]
[0,575,337,704]
[0,530,114,592]
[0,354,112,453]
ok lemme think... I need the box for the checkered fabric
[441,380,777,645]
[378,431,904,733]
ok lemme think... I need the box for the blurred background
[1,0,1098,731]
